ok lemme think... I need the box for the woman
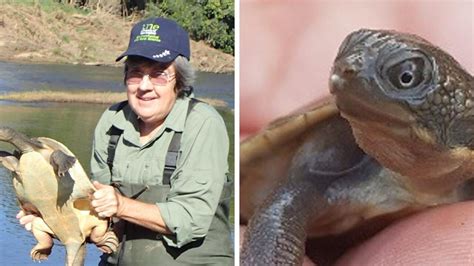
[20,17,233,265]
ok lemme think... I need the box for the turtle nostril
[329,60,360,93]
[329,73,345,93]
[338,62,358,77]
[335,51,364,77]
[343,66,356,76]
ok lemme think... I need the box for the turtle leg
[0,151,18,173]
[241,154,391,265]
[30,216,54,262]
[241,144,372,265]
[89,220,119,254]
[240,114,397,266]
[50,150,76,177]
[0,152,26,198]
[241,147,416,266]
[241,172,327,265]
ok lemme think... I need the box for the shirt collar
[110,97,190,146]
[162,97,188,133]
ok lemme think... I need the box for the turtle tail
[0,127,44,153]
[65,242,86,266]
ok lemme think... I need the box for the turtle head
[330,29,474,182]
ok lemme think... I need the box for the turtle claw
[50,150,76,177]
[95,230,119,254]
[30,246,51,262]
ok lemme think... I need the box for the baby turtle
[0,127,118,266]
[240,29,474,265]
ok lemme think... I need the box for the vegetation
[28,0,235,54]
[146,0,234,54]
[0,2,234,72]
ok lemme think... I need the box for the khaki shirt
[90,97,229,248]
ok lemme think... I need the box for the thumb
[93,181,106,190]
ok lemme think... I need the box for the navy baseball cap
[116,17,190,63]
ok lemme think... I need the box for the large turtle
[0,127,118,266]
[240,29,474,265]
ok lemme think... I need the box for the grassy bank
[0,91,228,107]
[0,2,234,73]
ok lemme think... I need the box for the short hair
[124,55,195,98]
[173,55,195,97]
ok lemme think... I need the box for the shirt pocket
[142,159,163,185]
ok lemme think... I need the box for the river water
[0,61,234,109]
[0,62,234,265]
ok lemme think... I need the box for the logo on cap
[153,50,171,59]
[134,23,161,43]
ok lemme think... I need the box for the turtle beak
[329,73,346,94]
[329,59,359,94]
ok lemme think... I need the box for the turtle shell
[240,97,340,222]
[0,127,118,265]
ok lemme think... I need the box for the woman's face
[125,59,177,127]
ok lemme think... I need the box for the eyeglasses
[126,70,176,86]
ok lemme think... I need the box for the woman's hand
[91,181,124,218]
[91,181,170,234]
[16,210,37,231]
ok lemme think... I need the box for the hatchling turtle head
[330,29,474,182]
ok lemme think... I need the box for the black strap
[162,98,199,184]
[106,98,200,184]
[106,101,127,173]
[106,126,123,173]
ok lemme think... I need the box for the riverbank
[0,3,234,73]
[0,91,228,108]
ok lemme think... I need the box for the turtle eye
[376,49,436,103]
[400,71,414,85]
[386,58,425,89]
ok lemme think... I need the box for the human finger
[335,201,474,265]
[92,190,118,206]
[93,180,109,190]
[19,215,36,231]
[91,188,119,218]
[92,181,118,205]
[91,199,117,217]
[93,202,118,218]
[16,210,25,219]
[18,214,35,225]
[97,210,115,218]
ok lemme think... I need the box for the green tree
[146,0,234,54]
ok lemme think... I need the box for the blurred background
[240,0,473,137]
